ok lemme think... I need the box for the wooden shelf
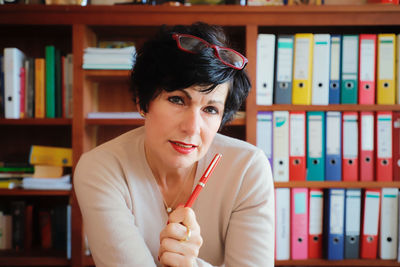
[0,118,72,125]
[0,189,71,196]
[259,104,400,112]
[0,249,69,266]
[1,5,400,26]
[84,69,130,82]
[275,181,400,188]
[275,259,400,266]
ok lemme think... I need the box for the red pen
[185,153,222,208]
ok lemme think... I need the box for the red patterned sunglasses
[172,33,248,70]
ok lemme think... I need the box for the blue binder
[306,111,325,181]
[329,35,341,104]
[324,188,345,260]
[325,111,342,181]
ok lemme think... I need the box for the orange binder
[376,111,393,181]
[358,34,377,104]
[342,112,359,181]
[289,111,306,181]
[361,189,381,259]
[360,111,375,181]
[308,188,323,258]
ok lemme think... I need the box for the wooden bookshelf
[1,4,400,267]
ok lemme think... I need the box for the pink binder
[291,188,309,259]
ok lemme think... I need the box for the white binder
[256,34,276,105]
[4,47,26,119]
[256,112,273,163]
[380,188,399,259]
[312,34,331,105]
[273,111,289,182]
[275,188,290,260]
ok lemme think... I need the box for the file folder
[358,34,377,104]
[377,34,396,105]
[256,34,276,105]
[341,35,359,104]
[308,189,323,259]
[329,35,341,104]
[344,189,361,259]
[273,111,289,182]
[274,35,294,104]
[325,111,342,181]
[275,188,290,260]
[380,188,399,260]
[397,34,400,104]
[256,111,273,168]
[342,112,359,181]
[291,188,308,260]
[361,189,381,259]
[393,112,400,181]
[324,188,345,260]
[311,34,330,105]
[307,111,325,181]
[4,47,26,119]
[360,112,375,182]
[289,111,306,181]
[292,33,313,105]
[376,111,393,181]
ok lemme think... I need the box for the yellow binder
[29,145,73,167]
[292,33,314,105]
[377,34,396,105]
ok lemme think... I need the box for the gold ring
[180,225,191,242]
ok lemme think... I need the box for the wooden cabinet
[1,4,400,267]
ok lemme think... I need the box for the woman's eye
[168,96,184,105]
[204,106,219,115]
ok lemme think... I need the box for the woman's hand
[158,206,203,267]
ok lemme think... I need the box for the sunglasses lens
[179,36,208,53]
[218,48,245,69]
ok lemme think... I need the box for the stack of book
[22,145,73,190]
[82,46,136,70]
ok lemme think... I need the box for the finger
[160,251,194,267]
[160,221,189,242]
[159,237,199,259]
[168,207,199,232]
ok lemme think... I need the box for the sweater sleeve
[223,149,275,266]
[74,151,157,267]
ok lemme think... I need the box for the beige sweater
[74,127,275,267]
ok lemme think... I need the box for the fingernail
[158,256,160,261]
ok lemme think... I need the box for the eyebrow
[181,89,225,106]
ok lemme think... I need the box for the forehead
[185,83,230,101]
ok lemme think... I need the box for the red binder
[308,188,323,259]
[376,111,393,181]
[289,111,306,181]
[394,112,400,181]
[361,189,381,259]
[359,111,375,181]
[342,112,359,181]
[358,34,376,105]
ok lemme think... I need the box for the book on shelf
[83,46,135,70]
[22,174,72,190]
[87,111,142,119]
[29,145,73,167]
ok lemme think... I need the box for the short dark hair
[130,22,251,128]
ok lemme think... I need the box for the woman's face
[143,83,229,171]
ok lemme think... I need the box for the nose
[180,108,202,136]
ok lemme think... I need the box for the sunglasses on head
[172,33,248,70]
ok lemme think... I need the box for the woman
[74,22,274,267]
